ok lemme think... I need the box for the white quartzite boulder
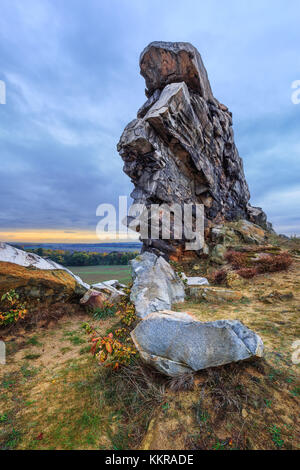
[130,252,185,318]
[131,310,264,376]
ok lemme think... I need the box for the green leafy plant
[269,425,284,449]
[212,440,226,450]
[117,302,137,327]
[0,413,8,423]
[236,267,257,279]
[264,399,272,408]
[162,402,170,413]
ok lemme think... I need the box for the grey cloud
[0,0,299,234]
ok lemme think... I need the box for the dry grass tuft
[98,360,166,448]
[168,373,195,392]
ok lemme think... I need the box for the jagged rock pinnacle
[117,41,270,260]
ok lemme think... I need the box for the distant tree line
[25,248,139,266]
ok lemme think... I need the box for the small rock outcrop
[131,310,264,376]
[118,41,271,260]
[130,252,185,318]
[181,273,209,286]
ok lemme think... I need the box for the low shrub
[255,253,293,274]
[117,302,136,327]
[83,297,138,370]
[210,269,227,285]
[225,251,249,269]
[0,290,27,327]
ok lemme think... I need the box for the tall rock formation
[117,41,269,260]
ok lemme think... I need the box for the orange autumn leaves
[92,331,137,370]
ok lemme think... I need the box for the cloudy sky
[0,0,299,241]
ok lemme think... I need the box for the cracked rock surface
[131,310,264,376]
[118,41,270,259]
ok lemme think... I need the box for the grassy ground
[66,265,132,285]
[141,258,300,450]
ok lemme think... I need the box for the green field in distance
[66,265,132,285]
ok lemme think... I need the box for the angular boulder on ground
[91,280,126,303]
[118,41,272,260]
[181,273,209,286]
[0,242,89,304]
[210,220,268,246]
[187,286,243,303]
[131,311,264,376]
[130,252,185,318]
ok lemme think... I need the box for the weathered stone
[210,244,227,264]
[137,89,161,118]
[130,252,185,318]
[131,310,264,376]
[102,280,126,289]
[210,225,239,245]
[188,285,243,302]
[91,280,125,303]
[258,290,294,304]
[232,220,267,245]
[118,41,270,260]
[140,41,213,100]
[247,205,274,232]
[210,220,268,246]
